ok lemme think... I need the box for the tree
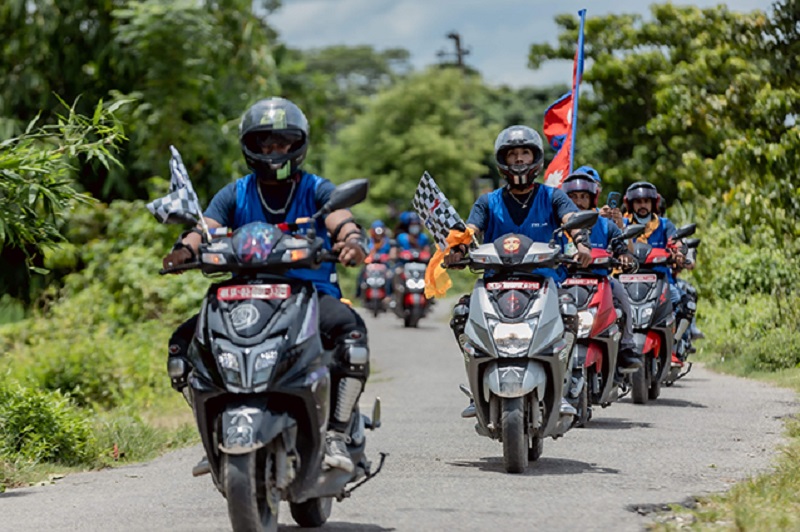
[324,67,497,221]
[0,98,126,301]
[528,2,799,241]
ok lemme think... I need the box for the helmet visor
[562,176,598,196]
[626,186,657,201]
[244,129,304,152]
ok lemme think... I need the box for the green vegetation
[0,1,797,520]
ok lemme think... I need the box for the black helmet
[562,171,600,208]
[494,125,544,187]
[624,181,660,213]
[239,97,309,181]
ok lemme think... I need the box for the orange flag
[424,227,475,299]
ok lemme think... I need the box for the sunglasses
[253,130,303,147]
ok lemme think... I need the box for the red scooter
[623,224,695,404]
[392,248,431,328]
[560,224,644,426]
[360,253,391,317]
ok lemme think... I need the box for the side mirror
[684,237,701,249]
[620,223,646,241]
[674,223,697,240]
[562,210,599,232]
[316,178,370,218]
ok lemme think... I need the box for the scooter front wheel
[631,363,649,405]
[223,451,279,532]
[501,396,528,473]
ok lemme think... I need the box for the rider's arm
[325,209,367,265]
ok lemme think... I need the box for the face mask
[634,213,652,224]
[409,225,420,236]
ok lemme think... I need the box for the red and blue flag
[543,9,587,187]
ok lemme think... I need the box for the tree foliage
[0,98,126,277]
[325,67,497,221]
[528,1,799,243]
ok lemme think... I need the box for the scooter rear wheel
[290,497,333,528]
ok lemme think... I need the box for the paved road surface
[0,300,796,531]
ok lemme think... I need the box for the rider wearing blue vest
[162,97,369,474]
[620,182,682,308]
[561,169,642,371]
[444,125,593,419]
[395,211,431,251]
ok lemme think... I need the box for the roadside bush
[0,381,97,466]
[698,292,800,373]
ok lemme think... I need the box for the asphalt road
[0,299,796,531]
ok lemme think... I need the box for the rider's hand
[618,254,636,272]
[443,245,467,269]
[671,249,686,268]
[611,207,624,229]
[575,243,592,268]
[335,237,367,267]
[599,205,613,219]
[162,246,193,274]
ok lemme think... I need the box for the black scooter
[162,179,384,532]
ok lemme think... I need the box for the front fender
[483,360,547,399]
[219,405,297,455]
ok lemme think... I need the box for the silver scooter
[451,211,598,473]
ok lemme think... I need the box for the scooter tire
[290,497,333,528]
[501,396,528,473]
[631,364,649,405]
[223,452,279,532]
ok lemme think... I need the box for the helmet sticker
[260,108,287,128]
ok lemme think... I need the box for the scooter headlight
[491,321,536,357]
[216,352,242,386]
[577,309,596,339]
[406,278,425,290]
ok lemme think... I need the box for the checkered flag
[412,171,466,251]
[146,146,203,225]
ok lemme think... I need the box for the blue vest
[485,186,566,283]
[625,216,673,282]
[589,215,611,276]
[234,172,341,297]
[369,238,392,255]
[396,232,430,251]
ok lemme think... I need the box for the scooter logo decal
[226,407,261,447]
[499,366,524,380]
[502,236,522,254]
[230,304,260,329]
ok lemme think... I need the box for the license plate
[619,274,657,283]
[486,281,541,291]
[217,284,291,301]
[562,278,599,286]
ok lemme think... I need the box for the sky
[268,0,773,88]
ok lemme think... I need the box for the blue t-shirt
[204,176,336,226]
[467,185,578,232]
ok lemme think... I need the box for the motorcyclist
[620,182,684,311]
[355,220,395,300]
[395,211,431,252]
[659,194,704,342]
[561,168,642,371]
[444,125,593,418]
[162,97,369,474]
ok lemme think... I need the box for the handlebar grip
[319,251,341,263]
[159,262,201,275]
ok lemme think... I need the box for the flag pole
[568,9,587,175]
